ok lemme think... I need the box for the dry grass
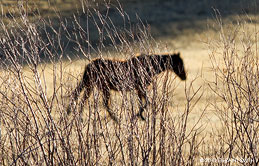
[0,1,258,165]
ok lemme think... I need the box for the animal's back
[83,55,162,91]
[84,58,135,90]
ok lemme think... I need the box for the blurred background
[1,0,258,47]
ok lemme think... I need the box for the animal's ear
[176,52,180,57]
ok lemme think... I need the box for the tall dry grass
[202,10,259,165]
[0,1,204,165]
[0,1,258,166]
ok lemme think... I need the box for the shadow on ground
[0,0,258,60]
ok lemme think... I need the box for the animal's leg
[67,72,89,114]
[102,88,118,122]
[136,89,148,120]
[67,82,85,114]
[73,81,84,100]
[79,86,92,113]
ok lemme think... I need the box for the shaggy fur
[67,53,186,121]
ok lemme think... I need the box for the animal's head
[169,53,186,80]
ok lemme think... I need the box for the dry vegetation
[0,0,258,165]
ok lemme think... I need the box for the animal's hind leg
[79,86,92,114]
[67,71,89,114]
[136,89,148,120]
[67,81,85,114]
[102,89,118,122]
